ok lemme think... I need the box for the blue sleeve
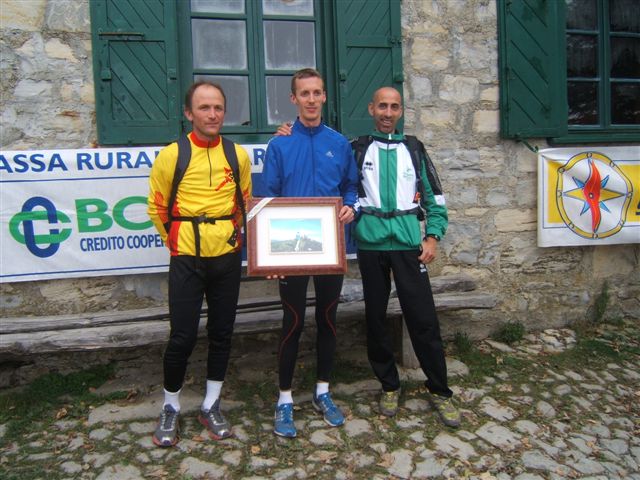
[256,139,281,197]
[340,140,359,207]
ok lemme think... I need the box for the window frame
[498,0,640,145]
[177,0,326,144]
[555,0,640,143]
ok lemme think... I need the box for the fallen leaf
[251,445,261,454]
[376,453,393,468]
[55,407,68,420]
[146,468,169,478]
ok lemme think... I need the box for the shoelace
[205,409,225,424]
[318,396,337,413]
[276,406,293,422]
[160,409,177,430]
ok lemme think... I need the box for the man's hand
[338,205,356,224]
[418,236,438,264]
[275,122,293,136]
[266,274,285,280]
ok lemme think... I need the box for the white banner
[538,146,640,247]
[0,144,267,282]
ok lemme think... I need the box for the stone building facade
[1,0,638,340]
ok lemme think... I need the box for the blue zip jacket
[256,119,358,207]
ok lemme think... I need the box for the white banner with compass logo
[538,146,640,247]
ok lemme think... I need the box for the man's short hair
[185,81,227,111]
[291,68,323,95]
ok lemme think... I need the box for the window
[566,0,640,127]
[498,0,640,143]
[187,0,318,131]
[90,0,403,145]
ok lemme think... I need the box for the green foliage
[448,332,497,381]
[25,363,114,399]
[492,321,526,345]
[0,364,115,440]
[452,331,473,355]
[605,315,625,327]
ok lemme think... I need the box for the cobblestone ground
[1,320,639,479]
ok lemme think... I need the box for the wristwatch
[424,234,440,242]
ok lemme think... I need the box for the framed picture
[246,197,346,276]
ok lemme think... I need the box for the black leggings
[163,252,242,393]
[277,274,344,390]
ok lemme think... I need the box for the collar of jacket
[189,131,221,149]
[293,118,325,136]
[371,129,405,144]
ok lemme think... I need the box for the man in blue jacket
[256,68,359,438]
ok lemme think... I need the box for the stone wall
[1,1,638,338]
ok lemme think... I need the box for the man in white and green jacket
[352,87,460,427]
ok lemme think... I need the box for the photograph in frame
[246,197,346,276]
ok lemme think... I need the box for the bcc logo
[9,196,71,258]
[9,195,151,258]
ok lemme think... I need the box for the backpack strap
[164,133,191,234]
[351,135,373,198]
[405,135,443,197]
[220,136,246,238]
[403,135,444,221]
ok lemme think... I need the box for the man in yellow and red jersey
[147,81,251,447]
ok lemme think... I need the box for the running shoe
[152,404,180,447]
[427,393,461,428]
[312,392,345,427]
[274,403,296,438]
[198,398,232,440]
[379,389,400,417]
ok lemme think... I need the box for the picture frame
[246,197,347,276]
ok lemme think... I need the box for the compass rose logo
[556,152,633,239]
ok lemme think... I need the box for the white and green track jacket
[353,131,448,251]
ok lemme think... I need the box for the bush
[452,331,473,354]
[492,321,525,345]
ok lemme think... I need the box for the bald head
[368,87,403,134]
[372,87,402,104]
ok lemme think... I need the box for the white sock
[163,388,181,412]
[316,382,329,397]
[202,380,223,411]
[278,390,293,406]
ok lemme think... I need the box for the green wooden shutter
[90,0,180,145]
[334,0,403,138]
[497,0,567,139]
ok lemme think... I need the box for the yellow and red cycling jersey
[147,132,252,257]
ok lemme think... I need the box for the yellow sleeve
[147,142,178,243]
